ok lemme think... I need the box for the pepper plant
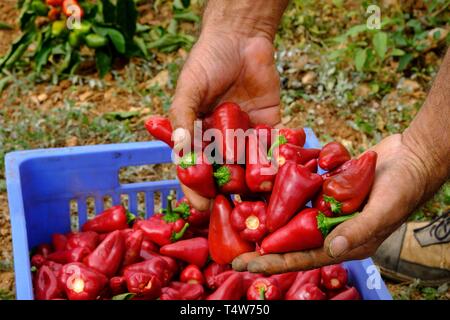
[1,0,144,78]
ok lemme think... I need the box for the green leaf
[346,24,367,37]
[173,10,200,23]
[35,45,52,73]
[391,48,405,56]
[372,32,388,60]
[167,19,178,35]
[0,30,35,70]
[104,111,139,120]
[0,76,12,94]
[397,53,413,71]
[354,48,367,72]
[95,48,112,78]
[106,28,126,54]
[181,0,190,8]
[100,0,116,24]
[57,43,73,74]
[116,0,138,40]
[112,293,135,300]
[0,22,13,30]
[133,36,148,58]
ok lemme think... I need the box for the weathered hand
[233,134,434,274]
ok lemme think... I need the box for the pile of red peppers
[31,102,376,300]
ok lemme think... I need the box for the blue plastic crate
[5,128,392,300]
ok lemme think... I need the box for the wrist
[201,0,288,41]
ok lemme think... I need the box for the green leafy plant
[0,0,144,78]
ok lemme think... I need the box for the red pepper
[213,164,248,194]
[123,258,171,286]
[261,208,356,254]
[136,249,178,279]
[31,254,46,268]
[169,282,204,300]
[269,272,298,295]
[177,152,217,198]
[136,212,189,247]
[322,151,377,215]
[245,132,276,193]
[175,197,210,227]
[319,141,351,171]
[285,269,320,300]
[59,262,108,300]
[211,270,236,289]
[242,271,265,291]
[47,246,91,264]
[160,237,209,268]
[160,286,181,300]
[82,205,132,233]
[84,230,125,277]
[66,231,99,251]
[206,272,243,300]
[230,201,267,242]
[247,277,281,300]
[203,262,231,289]
[254,124,273,148]
[180,264,205,285]
[122,229,144,267]
[34,265,62,300]
[140,238,159,257]
[52,233,67,251]
[288,283,326,300]
[110,276,127,296]
[211,102,250,163]
[47,6,61,20]
[144,116,174,148]
[266,162,323,232]
[62,0,83,18]
[303,158,318,173]
[313,192,335,217]
[124,271,162,300]
[330,286,361,300]
[279,128,306,147]
[44,260,63,275]
[36,244,52,257]
[46,0,63,6]
[321,264,348,290]
[269,135,320,166]
[209,195,254,264]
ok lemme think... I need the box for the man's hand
[169,0,288,210]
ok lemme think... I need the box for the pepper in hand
[230,201,267,242]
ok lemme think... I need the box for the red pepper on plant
[245,132,276,193]
[278,128,306,147]
[34,265,62,300]
[247,278,281,300]
[230,201,267,242]
[144,116,174,148]
[160,237,209,268]
[322,151,377,215]
[180,264,205,285]
[211,102,250,163]
[321,264,348,290]
[177,152,217,198]
[319,141,351,171]
[47,6,61,21]
[209,195,254,264]
[82,205,134,233]
[46,0,63,6]
[124,271,162,300]
[59,262,108,300]
[266,161,323,232]
[213,164,248,194]
[62,0,83,19]
[84,230,125,277]
[206,272,244,300]
[261,208,356,254]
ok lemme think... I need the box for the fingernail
[329,236,349,258]
[172,128,188,149]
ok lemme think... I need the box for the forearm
[201,0,289,40]
[402,48,450,200]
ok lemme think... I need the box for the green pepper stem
[179,152,197,169]
[126,211,136,225]
[267,135,288,158]
[172,223,190,242]
[172,202,191,219]
[317,212,358,237]
[162,195,182,222]
[323,195,343,214]
[213,166,231,187]
[259,286,266,300]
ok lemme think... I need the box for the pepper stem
[317,212,357,238]
[126,211,136,225]
[259,286,266,300]
[213,166,231,187]
[172,202,191,219]
[171,222,190,242]
[162,195,182,223]
[179,152,197,169]
[323,195,343,214]
[267,135,288,158]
